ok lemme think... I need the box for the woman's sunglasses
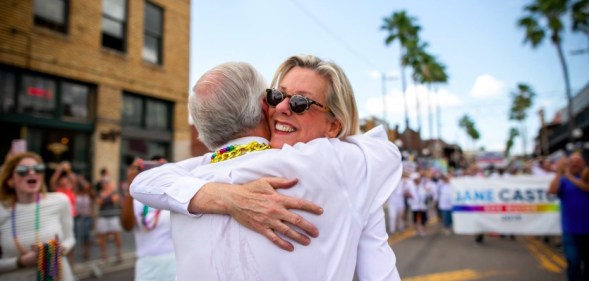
[265,89,331,114]
[14,164,46,176]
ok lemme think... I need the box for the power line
[287,0,381,70]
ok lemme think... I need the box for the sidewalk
[71,231,136,280]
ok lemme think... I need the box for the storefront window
[145,99,169,130]
[0,70,15,113]
[122,92,170,130]
[19,75,56,117]
[122,94,143,127]
[61,81,90,121]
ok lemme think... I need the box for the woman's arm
[120,159,141,231]
[564,168,589,192]
[58,195,76,254]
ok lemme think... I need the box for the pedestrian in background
[120,158,175,281]
[74,173,95,261]
[0,152,76,280]
[437,174,454,235]
[548,152,589,281]
[386,172,409,235]
[95,179,123,263]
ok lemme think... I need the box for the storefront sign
[452,175,561,235]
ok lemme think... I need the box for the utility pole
[381,72,397,125]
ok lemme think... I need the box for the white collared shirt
[131,127,402,281]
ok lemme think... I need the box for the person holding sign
[548,152,589,281]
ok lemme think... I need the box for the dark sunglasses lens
[14,165,45,176]
[289,96,310,113]
[15,166,30,176]
[266,90,283,106]
[33,164,45,174]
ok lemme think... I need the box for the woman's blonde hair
[270,54,359,138]
[0,152,48,204]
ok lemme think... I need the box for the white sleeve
[355,208,401,281]
[130,156,210,215]
[343,126,403,280]
[58,195,76,253]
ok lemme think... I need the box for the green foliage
[509,83,536,121]
[518,0,568,47]
[458,114,480,142]
[504,127,520,157]
[572,0,589,34]
[381,11,421,48]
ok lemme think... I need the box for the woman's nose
[275,97,292,115]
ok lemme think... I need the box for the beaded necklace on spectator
[141,205,161,231]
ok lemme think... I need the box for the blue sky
[188,0,588,155]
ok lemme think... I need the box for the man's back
[172,133,400,280]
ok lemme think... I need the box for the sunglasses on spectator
[265,89,331,114]
[14,164,46,176]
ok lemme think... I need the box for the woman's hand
[18,246,39,268]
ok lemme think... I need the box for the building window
[143,2,163,64]
[34,0,68,33]
[122,94,143,127]
[0,70,16,113]
[19,75,57,117]
[122,93,171,130]
[0,68,95,123]
[102,0,127,52]
[61,81,91,121]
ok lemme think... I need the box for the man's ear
[325,118,342,138]
[260,96,269,119]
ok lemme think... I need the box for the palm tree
[381,11,421,130]
[509,83,536,157]
[420,54,448,141]
[404,40,429,135]
[431,61,448,141]
[504,128,520,157]
[458,114,481,151]
[518,0,574,141]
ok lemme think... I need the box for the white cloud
[469,74,505,99]
[363,85,462,121]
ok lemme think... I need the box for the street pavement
[76,216,566,281]
[391,222,565,281]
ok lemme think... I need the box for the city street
[391,223,565,281]
[79,219,566,281]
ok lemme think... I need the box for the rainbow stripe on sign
[453,204,560,213]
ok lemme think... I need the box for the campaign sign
[452,175,561,235]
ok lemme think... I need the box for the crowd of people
[0,53,586,281]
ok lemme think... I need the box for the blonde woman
[0,152,75,280]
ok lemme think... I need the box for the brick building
[0,0,191,183]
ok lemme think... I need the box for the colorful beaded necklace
[11,192,40,254]
[141,205,161,231]
[37,239,61,281]
[211,141,271,163]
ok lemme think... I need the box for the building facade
[0,0,191,183]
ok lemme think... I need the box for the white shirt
[407,179,435,211]
[131,127,402,281]
[132,199,174,258]
[437,182,453,211]
[387,179,407,213]
[0,193,76,281]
